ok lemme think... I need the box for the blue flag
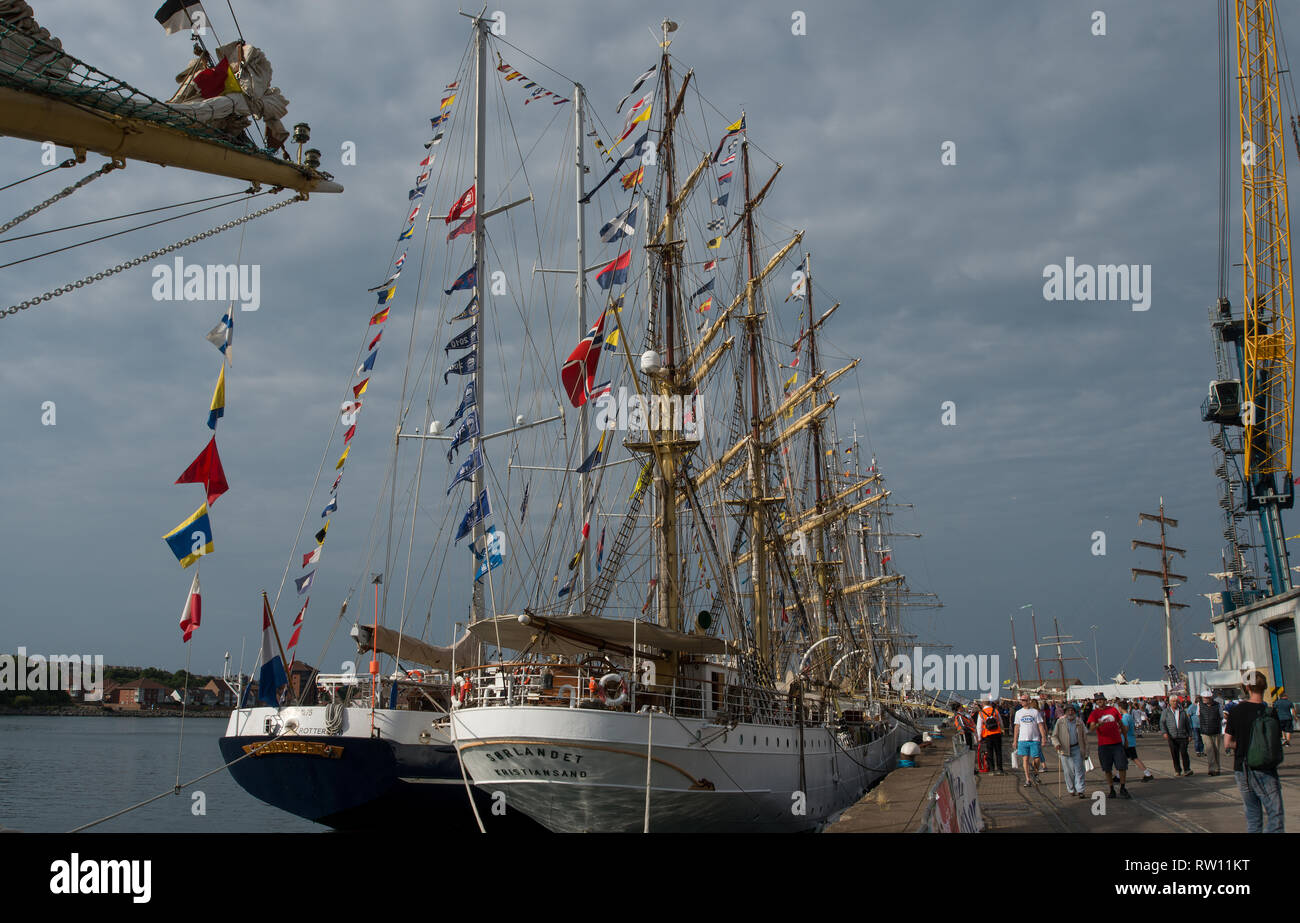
[445,323,478,354]
[599,203,638,242]
[473,526,505,581]
[454,488,491,543]
[448,447,483,494]
[447,409,479,462]
[445,265,476,295]
[162,502,214,568]
[449,379,476,426]
[444,349,477,385]
[256,597,288,706]
[449,295,479,324]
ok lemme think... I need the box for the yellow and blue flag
[207,364,225,430]
[163,502,214,568]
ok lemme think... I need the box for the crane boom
[1236,0,1295,592]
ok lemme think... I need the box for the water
[0,715,325,832]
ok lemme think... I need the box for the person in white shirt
[1013,692,1048,787]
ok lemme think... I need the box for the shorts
[1124,746,1139,759]
[1098,742,1128,774]
[1016,740,1043,760]
[1281,720,1294,733]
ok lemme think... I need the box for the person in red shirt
[1087,691,1132,799]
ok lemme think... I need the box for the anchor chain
[1,192,306,321]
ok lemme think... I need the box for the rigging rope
[0,190,271,269]
[0,159,120,236]
[0,188,251,244]
[0,192,304,320]
[0,157,76,192]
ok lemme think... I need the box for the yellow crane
[1235,1,1295,593]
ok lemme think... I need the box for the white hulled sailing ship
[445,16,927,832]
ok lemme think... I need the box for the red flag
[287,625,302,649]
[368,330,383,350]
[560,310,609,407]
[369,308,389,326]
[447,213,475,242]
[179,574,201,642]
[175,436,229,506]
[446,184,476,224]
[193,58,230,99]
[344,424,357,443]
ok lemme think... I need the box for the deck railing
[453,661,828,728]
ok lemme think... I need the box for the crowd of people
[948,676,1292,832]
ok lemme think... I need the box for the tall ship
[445,15,925,833]
[216,12,932,832]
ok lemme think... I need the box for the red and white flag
[179,573,201,642]
[302,547,321,568]
[446,185,476,224]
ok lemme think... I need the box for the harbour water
[0,716,324,833]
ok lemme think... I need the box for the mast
[652,19,682,647]
[805,251,830,641]
[740,130,771,672]
[470,12,489,625]
[574,82,591,612]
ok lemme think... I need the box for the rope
[0,157,76,191]
[0,191,271,270]
[67,727,291,832]
[0,159,120,236]
[0,189,251,244]
[0,192,305,320]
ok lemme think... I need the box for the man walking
[1120,700,1156,782]
[1013,692,1047,788]
[1088,692,1132,799]
[1161,694,1193,776]
[1276,688,1293,747]
[1225,670,1285,833]
[1199,690,1224,775]
[1052,703,1088,798]
[976,693,1005,773]
[1188,695,1204,756]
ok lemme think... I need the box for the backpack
[982,707,1000,732]
[1246,705,1284,771]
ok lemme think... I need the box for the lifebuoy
[406,669,424,682]
[599,672,628,708]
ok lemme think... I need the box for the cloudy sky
[0,0,1253,689]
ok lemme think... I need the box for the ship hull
[451,705,915,832]
[220,705,529,830]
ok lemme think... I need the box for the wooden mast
[652,19,682,664]
[740,132,772,673]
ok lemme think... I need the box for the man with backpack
[1225,669,1285,833]
[976,693,1005,773]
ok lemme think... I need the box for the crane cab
[1202,379,1243,425]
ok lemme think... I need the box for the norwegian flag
[560,310,610,407]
